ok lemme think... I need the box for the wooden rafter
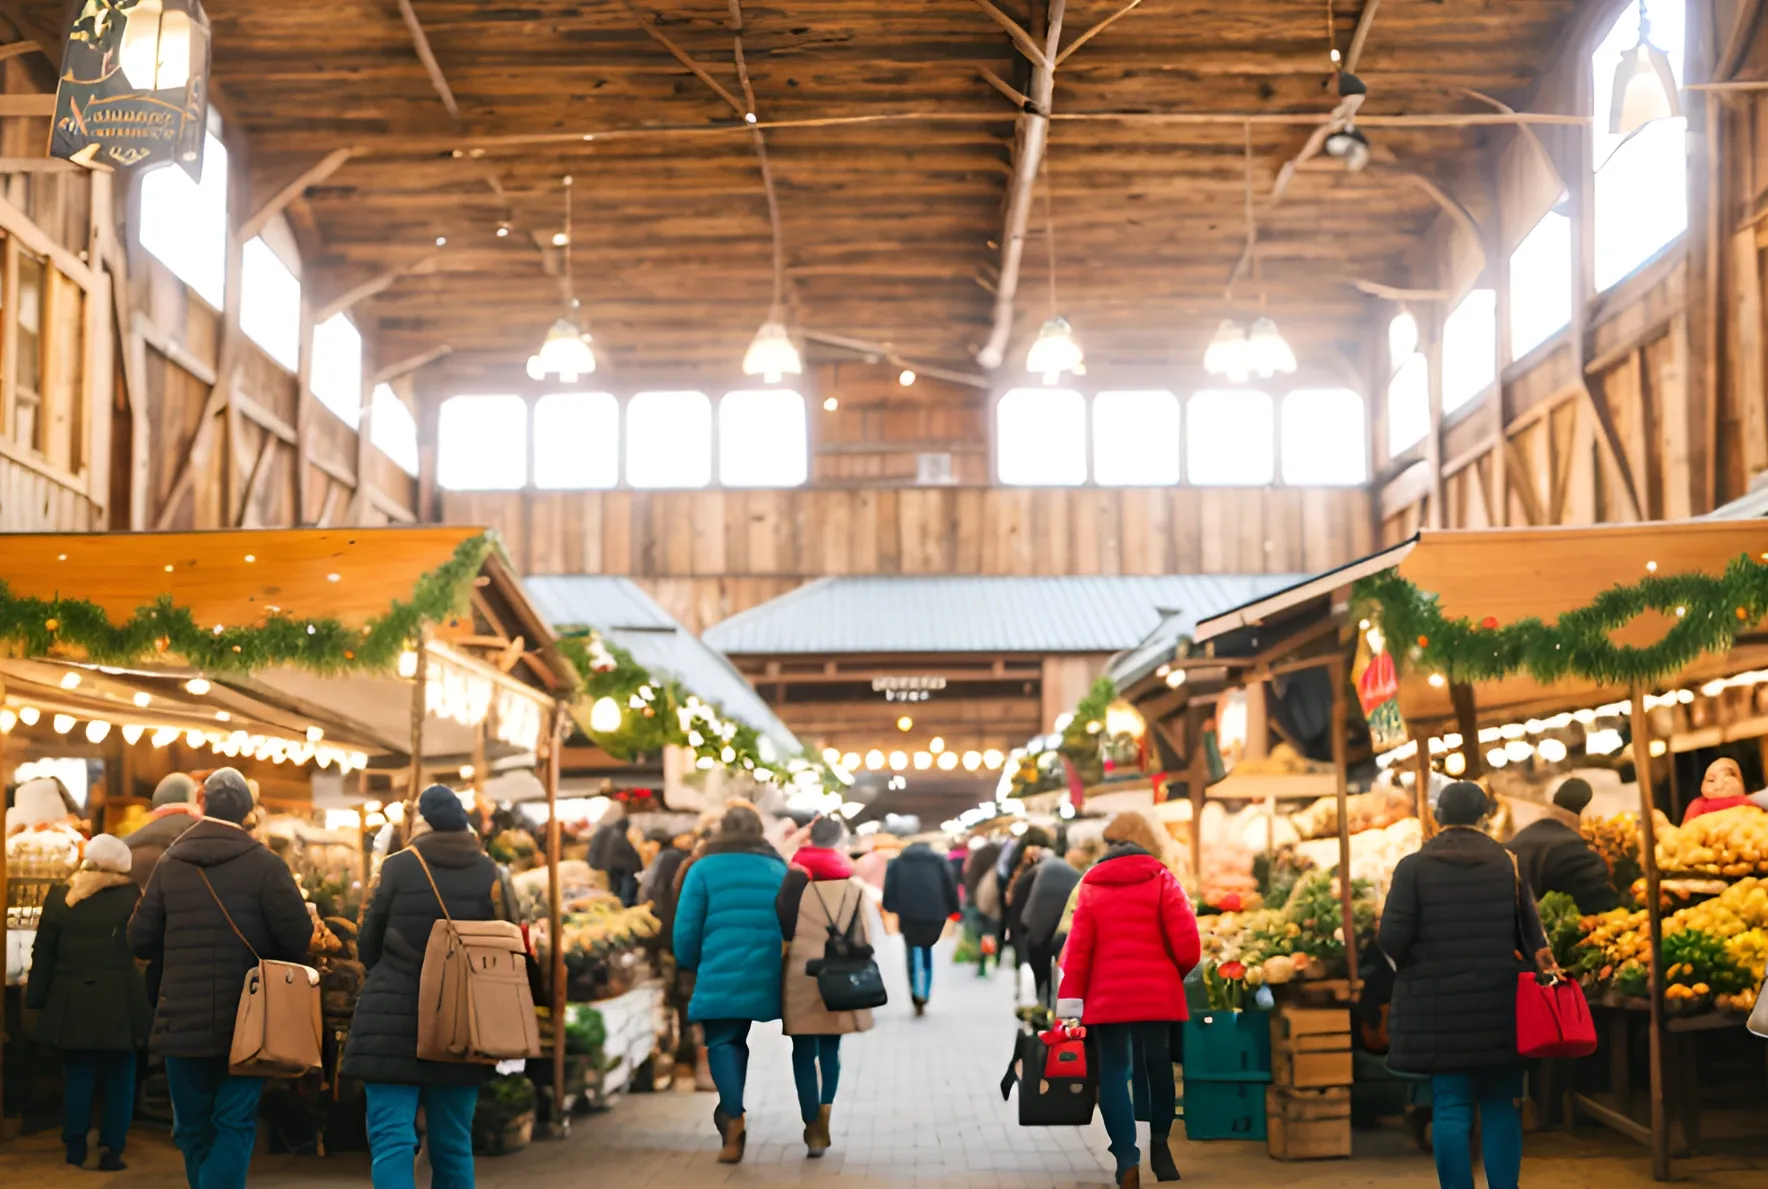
[313,254,439,323]
[976,67,1034,112]
[970,0,1050,69]
[372,344,453,385]
[1055,0,1143,65]
[627,4,747,118]
[396,0,459,118]
[241,147,358,242]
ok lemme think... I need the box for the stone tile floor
[3,935,1765,1187]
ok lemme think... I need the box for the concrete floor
[2,937,1763,1188]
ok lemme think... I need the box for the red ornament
[1480,616,1499,630]
[1416,635,1429,648]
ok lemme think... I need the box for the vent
[916,452,954,485]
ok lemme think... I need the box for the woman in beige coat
[774,816,874,1157]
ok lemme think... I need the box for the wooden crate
[1270,1005,1352,1088]
[1266,1086,1352,1161]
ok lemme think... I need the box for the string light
[0,709,14,733]
[823,396,838,412]
[85,720,111,743]
[53,714,76,734]
[133,691,152,708]
[185,677,211,695]
[60,671,81,690]
[121,724,145,745]
[18,707,39,726]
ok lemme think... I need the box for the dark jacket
[125,808,199,890]
[1021,857,1082,951]
[1506,815,1620,913]
[26,874,151,1051]
[128,819,313,1059]
[588,818,643,899]
[882,842,960,948]
[672,834,787,1022]
[1379,827,1531,1075]
[963,842,1002,904]
[341,829,507,1086]
[642,844,692,946]
[1003,852,1045,952]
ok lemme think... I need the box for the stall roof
[1706,482,1768,520]
[1193,521,1768,726]
[1105,575,1307,688]
[704,575,1298,657]
[524,575,801,756]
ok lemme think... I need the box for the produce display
[1572,877,1768,1015]
[1197,871,1378,999]
[1289,788,1412,841]
[1655,806,1768,878]
[1583,811,1653,893]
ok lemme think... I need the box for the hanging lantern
[742,319,803,384]
[52,0,211,176]
[1202,319,1251,384]
[1246,316,1298,378]
[1024,316,1084,384]
[1609,2,1679,137]
[1323,125,1371,172]
[526,318,596,381]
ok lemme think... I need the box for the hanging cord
[562,174,577,312]
[1042,141,1058,317]
[1245,122,1266,308]
[1325,0,1336,62]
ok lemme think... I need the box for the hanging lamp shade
[742,319,802,384]
[526,318,596,382]
[1025,316,1084,384]
[1247,316,1297,379]
[1202,319,1251,384]
[1609,35,1679,137]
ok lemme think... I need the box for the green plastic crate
[1182,1078,1268,1141]
[1180,1010,1271,1082]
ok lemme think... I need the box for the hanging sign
[50,0,211,176]
[1354,622,1408,753]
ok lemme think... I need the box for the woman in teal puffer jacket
[672,803,787,1164]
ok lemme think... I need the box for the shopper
[1002,826,1053,970]
[125,773,201,889]
[672,803,788,1163]
[1057,813,1200,1189]
[588,800,644,904]
[964,839,1005,976]
[1381,781,1536,1189]
[343,785,511,1189]
[129,768,313,1189]
[1506,777,1620,913]
[27,834,150,1170]
[777,816,874,1156]
[881,837,960,1015]
[1020,846,1082,1006]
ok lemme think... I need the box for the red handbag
[1516,972,1597,1058]
[1040,1023,1090,1080]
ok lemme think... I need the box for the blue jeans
[701,1019,752,1118]
[61,1050,136,1155]
[364,1083,479,1189]
[1096,1022,1175,1175]
[790,1035,842,1122]
[1430,1068,1524,1189]
[908,945,935,1001]
[164,1056,264,1189]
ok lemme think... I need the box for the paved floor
[3,935,1765,1187]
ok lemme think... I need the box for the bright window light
[1388,310,1419,365]
[370,384,418,476]
[1441,289,1496,414]
[438,395,527,491]
[139,133,228,309]
[1093,391,1180,486]
[1186,390,1273,486]
[1509,206,1573,358]
[534,392,619,490]
[1387,353,1430,456]
[310,313,363,427]
[996,388,1086,486]
[720,390,808,488]
[1281,389,1365,485]
[239,237,300,371]
[627,391,712,489]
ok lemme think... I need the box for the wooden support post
[401,632,429,845]
[546,711,567,1133]
[1330,659,1358,989]
[1629,689,1671,1182]
[1451,682,1483,777]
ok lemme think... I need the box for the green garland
[1353,551,1768,688]
[0,534,494,676]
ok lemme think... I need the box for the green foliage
[1537,892,1585,971]
[1056,677,1118,785]
[1612,959,1649,998]
[1354,552,1768,688]
[0,534,493,676]
[564,1005,606,1056]
[1662,928,1753,995]
[481,1073,536,1112]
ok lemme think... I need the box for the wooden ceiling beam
[313,253,440,323]
[372,344,453,385]
[1056,0,1144,67]
[395,0,459,119]
[241,146,358,242]
[625,4,747,119]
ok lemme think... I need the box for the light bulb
[1024,316,1083,383]
[1323,125,1371,172]
[397,650,419,679]
[823,396,838,412]
[962,750,982,771]
[85,720,111,743]
[742,320,802,383]
[929,736,945,754]
[1538,738,1568,763]
[913,751,933,770]
[121,724,145,745]
[589,696,622,733]
[865,749,885,770]
[897,715,914,732]
[888,750,909,771]
[306,726,324,743]
[0,709,15,733]
[983,748,1004,769]
[151,726,179,748]
[133,691,152,708]
[937,751,959,771]
[1443,751,1466,776]
[53,713,76,734]
[60,671,82,690]
[1246,316,1297,378]
[185,677,211,695]
[898,369,916,386]
[526,318,596,382]
[841,751,860,769]
[1203,319,1251,383]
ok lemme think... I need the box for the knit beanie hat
[83,834,132,874]
[152,772,199,808]
[1551,777,1594,815]
[203,768,254,824]
[418,784,470,832]
[809,815,847,848]
[1436,780,1490,826]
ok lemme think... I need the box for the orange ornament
[43,618,58,632]
[1738,607,1750,621]
[1416,635,1429,647]
[344,650,356,660]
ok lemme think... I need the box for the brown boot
[716,1109,747,1164]
[1118,1166,1141,1189]
[804,1105,832,1157]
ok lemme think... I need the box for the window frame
[533,391,621,491]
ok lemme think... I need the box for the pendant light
[742,132,802,384]
[1247,316,1297,379]
[1609,0,1679,137]
[527,175,596,381]
[1026,147,1083,384]
[1205,124,1296,382]
[1203,320,1251,384]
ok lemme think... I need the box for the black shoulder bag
[804,882,888,1012]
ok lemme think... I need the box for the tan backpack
[198,869,323,1078]
[409,848,541,1065]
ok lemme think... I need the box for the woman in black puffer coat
[343,787,513,1189]
[1379,782,1537,1189]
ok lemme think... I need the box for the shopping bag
[1515,972,1597,1058]
[999,1027,1097,1126]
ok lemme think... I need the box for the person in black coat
[1380,782,1541,1189]
[588,801,644,905]
[128,768,313,1189]
[882,840,960,1013]
[28,835,151,1170]
[1020,851,1081,1006]
[343,786,511,1189]
[1001,827,1053,970]
[1506,778,1619,913]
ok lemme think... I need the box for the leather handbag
[199,870,323,1078]
[805,883,888,1013]
[999,1025,1098,1126]
[1508,855,1597,1058]
[409,849,541,1064]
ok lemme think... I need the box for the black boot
[65,1138,87,1168]
[98,1149,127,1172]
[1149,1137,1180,1182]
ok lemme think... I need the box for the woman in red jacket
[1057,814,1200,1189]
